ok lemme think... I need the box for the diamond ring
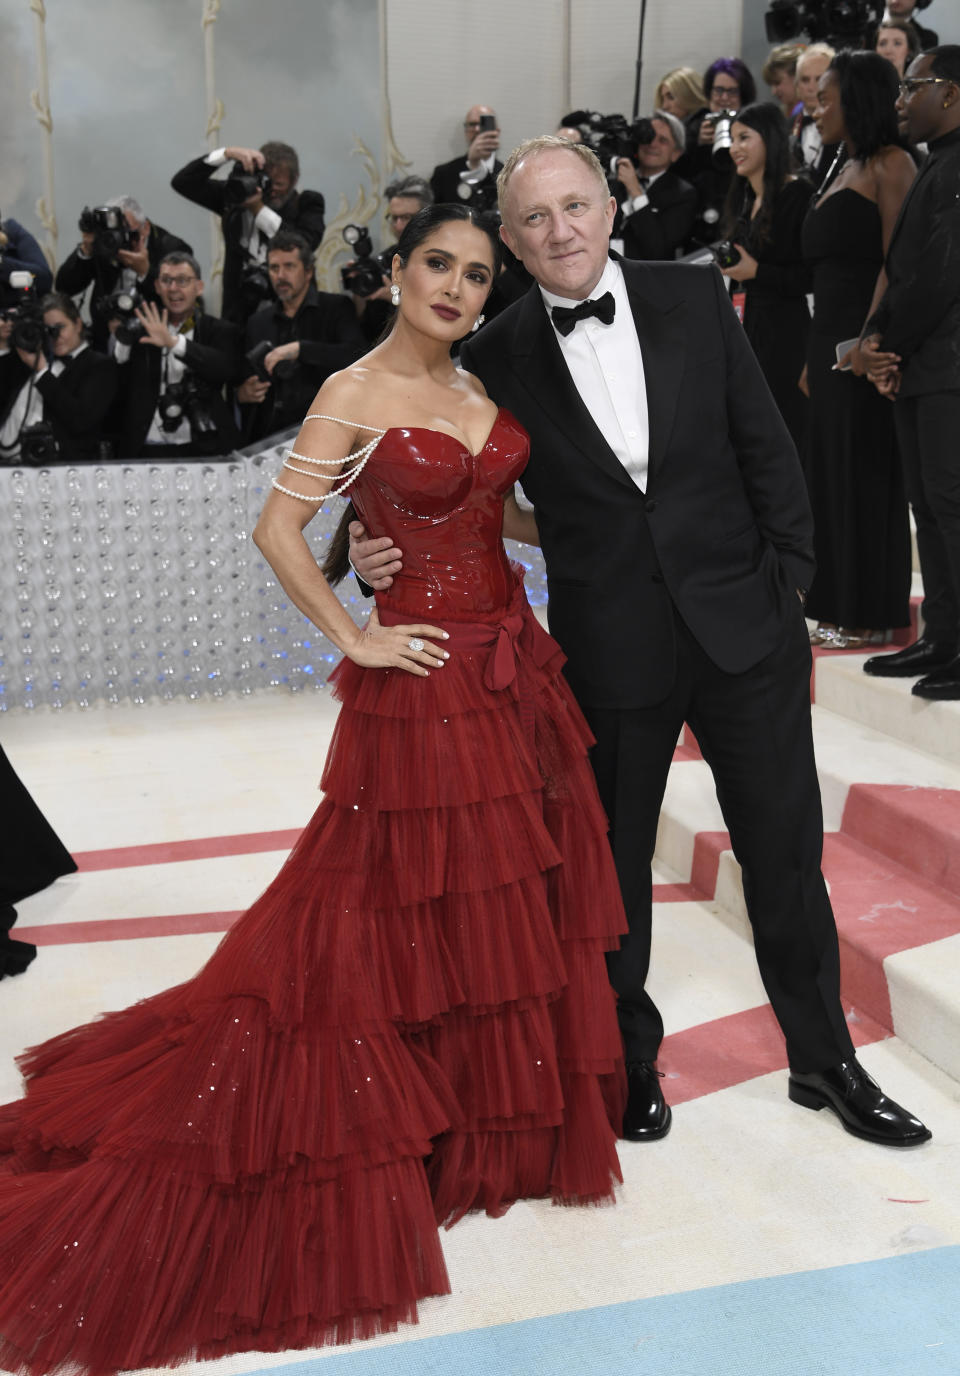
[408,637,425,652]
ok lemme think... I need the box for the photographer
[347,176,433,343]
[430,105,503,209]
[0,218,53,303]
[613,111,697,261]
[55,196,192,350]
[0,292,117,463]
[171,141,325,324]
[871,0,939,50]
[683,57,758,247]
[113,252,242,458]
[239,231,364,444]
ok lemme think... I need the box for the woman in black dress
[718,102,813,454]
[801,50,916,649]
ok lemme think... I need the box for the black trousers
[581,601,855,1075]
[895,392,960,649]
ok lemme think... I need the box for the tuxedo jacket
[617,169,697,262]
[117,312,243,457]
[430,155,503,205]
[866,126,960,399]
[171,156,326,322]
[460,258,814,709]
[0,346,117,460]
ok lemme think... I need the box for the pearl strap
[272,414,385,503]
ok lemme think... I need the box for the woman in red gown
[0,206,627,1375]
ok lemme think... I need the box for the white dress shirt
[539,258,650,492]
[114,329,194,446]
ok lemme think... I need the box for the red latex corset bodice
[349,408,530,623]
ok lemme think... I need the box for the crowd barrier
[0,433,547,711]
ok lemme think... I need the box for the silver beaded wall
[0,441,547,712]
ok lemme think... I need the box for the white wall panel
[569,0,744,119]
[385,0,567,186]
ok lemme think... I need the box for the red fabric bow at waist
[379,586,557,734]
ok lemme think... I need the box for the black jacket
[460,257,812,708]
[117,312,243,457]
[867,124,960,398]
[55,221,193,350]
[618,170,697,262]
[0,345,117,460]
[430,155,503,206]
[0,219,53,303]
[242,286,365,441]
[170,156,326,322]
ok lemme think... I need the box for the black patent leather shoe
[788,1058,931,1146]
[912,654,960,700]
[863,637,956,678]
[623,1061,672,1141]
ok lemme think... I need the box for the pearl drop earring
[390,284,401,306]
[472,313,485,332]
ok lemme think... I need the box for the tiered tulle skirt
[0,596,627,1376]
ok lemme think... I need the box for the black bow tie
[551,291,616,337]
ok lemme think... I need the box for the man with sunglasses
[860,47,960,699]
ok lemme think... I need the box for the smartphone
[479,114,496,133]
[834,336,858,370]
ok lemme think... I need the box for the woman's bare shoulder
[455,366,490,399]
[309,364,390,432]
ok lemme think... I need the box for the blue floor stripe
[237,1246,960,1376]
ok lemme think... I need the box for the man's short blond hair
[497,135,609,223]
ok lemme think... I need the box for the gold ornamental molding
[202,0,225,293]
[315,138,383,293]
[28,0,58,272]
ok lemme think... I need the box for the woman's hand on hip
[348,609,449,675]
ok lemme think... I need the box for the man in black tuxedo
[113,251,242,458]
[862,47,960,698]
[430,105,503,209]
[353,138,931,1149]
[55,196,192,351]
[612,111,696,261]
[171,141,326,324]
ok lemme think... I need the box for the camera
[244,339,297,385]
[224,164,272,207]
[19,421,60,465]
[239,260,273,314]
[78,205,135,261]
[157,376,217,437]
[707,113,739,168]
[0,282,58,356]
[764,0,881,42]
[478,113,497,133]
[713,241,742,269]
[339,225,393,297]
[95,288,146,345]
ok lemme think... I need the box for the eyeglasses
[899,76,952,97]
[158,275,198,287]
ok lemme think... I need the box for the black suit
[117,313,242,458]
[461,258,855,1074]
[171,156,326,323]
[0,346,117,460]
[867,124,960,649]
[430,155,503,206]
[55,222,193,351]
[617,170,697,262]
